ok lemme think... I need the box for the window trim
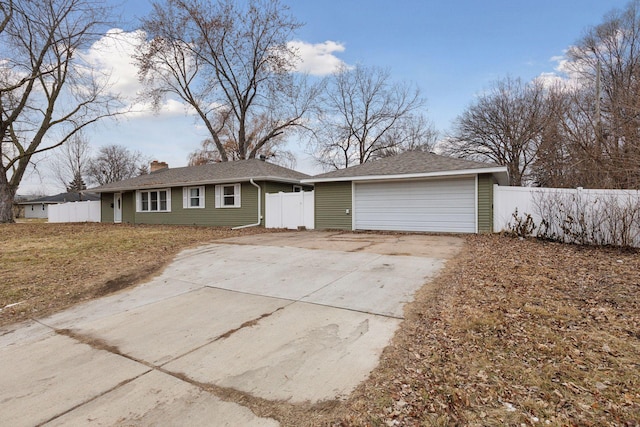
[215,183,241,208]
[183,186,205,209]
[136,189,171,212]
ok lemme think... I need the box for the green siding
[101,193,114,223]
[314,181,352,230]
[122,182,265,227]
[477,174,496,233]
[102,180,307,227]
[122,192,135,224]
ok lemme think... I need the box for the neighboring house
[18,192,100,219]
[88,159,311,227]
[301,151,509,233]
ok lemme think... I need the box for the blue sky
[21,0,631,194]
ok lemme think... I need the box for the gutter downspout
[232,179,262,229]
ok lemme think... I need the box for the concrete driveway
[0,231,462,426]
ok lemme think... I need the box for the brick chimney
[150,160,168,173]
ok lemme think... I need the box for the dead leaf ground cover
[335,234,640,426]
[0,222,276,327]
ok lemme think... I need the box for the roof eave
[302,167,509,184]
[88,176,307,193]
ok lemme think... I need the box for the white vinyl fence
[265,191,314,230]
[48,200,101,223]
[494,185,640,247]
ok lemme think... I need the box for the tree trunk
[0,174,16,223]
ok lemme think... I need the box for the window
[183,186,205,209]
[215,183,241,208]
[293,185,303,193]
[137,189,171,212]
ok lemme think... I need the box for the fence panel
[265,191,314,230]
[49,201,101,223]
[494,185,640,246]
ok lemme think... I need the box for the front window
[223,185,235,206]
[137,189,171,212]
[215,183,241,208]
[183,186,205,209]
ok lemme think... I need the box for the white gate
[265,191,314,229]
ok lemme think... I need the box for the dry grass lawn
[1,224,639,425]
[0,222,276,327]
[336,235,640,426]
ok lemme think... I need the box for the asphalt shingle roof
[19,192,100,204]
[305,151,504,181]
[89,159,311,192]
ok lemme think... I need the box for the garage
[304,151,509,233]
[353,177,476,233]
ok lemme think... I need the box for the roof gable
[89,159,311,193]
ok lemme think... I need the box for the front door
[114,193,122,223]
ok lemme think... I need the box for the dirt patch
[0,223,281,327]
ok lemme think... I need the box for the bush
[506,189,640,248]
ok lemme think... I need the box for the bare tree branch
[311,64,429,170]
[0,0,123,222]
[444,77,551,186]
[136,0,317,162]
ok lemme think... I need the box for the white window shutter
[182,187,188,208]
[166,189,171,212]
[135,191,140,212]
[199,186,205,208]
[234,183,241,207]
[215,185,221,208]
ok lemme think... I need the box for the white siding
[24,203,49,219]
[353,177,476,233]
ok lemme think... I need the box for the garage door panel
[354,178,476,233]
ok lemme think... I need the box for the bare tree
[558,0,640,188]
[86,145,148,186]
[0,0,11,35]
[0,0,122,223]
[186,114,296,168]
[374,114,438,158]
[50,132,91,191]
[136,0,319,162]
[445,77,551,186]
[311,64,428,170]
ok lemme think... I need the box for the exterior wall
[477,174,496,233]
[101,194,114,223]
[314,181,353,230]
[129,182,260,227]
[24,203,49,219]
[100,181,305,227]
[122,192,135,224]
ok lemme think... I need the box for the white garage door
[354,177,476,233]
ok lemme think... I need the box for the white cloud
[535,49,590,90]
[80,29,145,96]
[288,40,348,76]
[79,28,191,118]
